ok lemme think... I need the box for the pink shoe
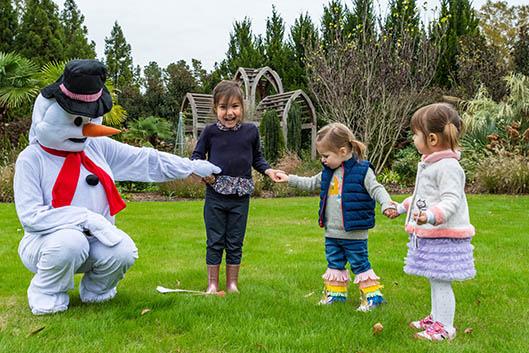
[409,315,434,330]
[415,322,456,341]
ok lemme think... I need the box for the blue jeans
[325,237,371,275]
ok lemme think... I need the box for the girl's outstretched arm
[285,172,322,191]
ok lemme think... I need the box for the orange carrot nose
[82,123,120,137]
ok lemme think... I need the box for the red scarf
[40,144,126,216]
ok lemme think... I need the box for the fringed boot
[319,268,350,304]
[226,264,240,293]
[355,269,385,311]
[206,264,220,294]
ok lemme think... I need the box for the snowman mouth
[69,137,87,143]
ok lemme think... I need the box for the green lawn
[0,195,528,352]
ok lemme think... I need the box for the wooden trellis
[180,67,316,158]
[180,93,215,139]
[233,67,284,112]
[255,90,317,158]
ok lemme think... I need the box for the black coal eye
[74,116,83,127]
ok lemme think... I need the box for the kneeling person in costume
[14,60,220,315]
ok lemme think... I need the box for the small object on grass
[141,308,151,316]
[28,326,45,336]
[304,291,315,298]
[373,322,384,335]
[464,327,473,334]
[156,286,225,297]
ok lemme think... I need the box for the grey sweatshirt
[289,168,393,240]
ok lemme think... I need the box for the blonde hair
[411,103,463,151]
[316,122,366,159]
[212,80,245,121]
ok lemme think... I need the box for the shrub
[391,146,420,186]
[265,152,321,197]
[475,154,529,193]
[287,102,302,154]
[159,178,206,199]
[259,110,285,164]
[378,168,402,186]
[0,163,14,202]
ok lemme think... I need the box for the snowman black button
[86,174,99,186]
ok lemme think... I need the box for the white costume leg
[18,229,90,315]
[78,232,138,303]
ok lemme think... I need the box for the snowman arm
[14,155,89,235]
[98,138,219,181]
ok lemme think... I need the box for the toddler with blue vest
[276,123,397,311]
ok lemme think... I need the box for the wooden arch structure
[180,93,215,139]
[180,67,316,158]
[233,67,284,112]
[256,90,317,158]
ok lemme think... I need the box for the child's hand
[275,172,289,183]
[202,175,216,185]
[382,201,399,219]
[265,169,285,182]
[413,211,428,225]
[383,208,398,219]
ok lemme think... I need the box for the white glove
[191,159,221,177]
[83,212,125,247]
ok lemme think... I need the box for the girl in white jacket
[395,103,475,341]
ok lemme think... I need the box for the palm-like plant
[462,73,529,150]
[0,52,40,119]
[122,116,174,148]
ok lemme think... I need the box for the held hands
[383,201,399,219]
[190,159,222,177]
[413,211,428,225]
[265,169,286,182]
[274,171,289,183]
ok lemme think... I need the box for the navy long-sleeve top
[191,123,271,178]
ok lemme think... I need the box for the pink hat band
[59,83,102,103]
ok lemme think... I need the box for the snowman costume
[14,60,220,315]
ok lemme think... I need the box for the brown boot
[226,264,240,293]
[206,265,220,294]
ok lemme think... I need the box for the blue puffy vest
[318,158,376,231]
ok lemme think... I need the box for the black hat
[41,59,113,118]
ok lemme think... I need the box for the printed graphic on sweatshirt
[329,175,342,204]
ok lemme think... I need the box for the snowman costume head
[15,59,220,315]
[30,59,117,151]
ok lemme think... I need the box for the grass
[0,195,528,352]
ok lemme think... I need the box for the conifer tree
[350,0,376,41]
[15,0,66,66]
[385,0,420,41]
[289,12,318,90]
[143,61,165,117]
[0,0,18,53]
[220,18,264,77]
[263,6,293,89]
[104,21,133,89]
[434,0,480,86]
[60,0,96,60]
[513,24,529,76]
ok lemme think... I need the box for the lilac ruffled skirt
[404,236,476,281]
